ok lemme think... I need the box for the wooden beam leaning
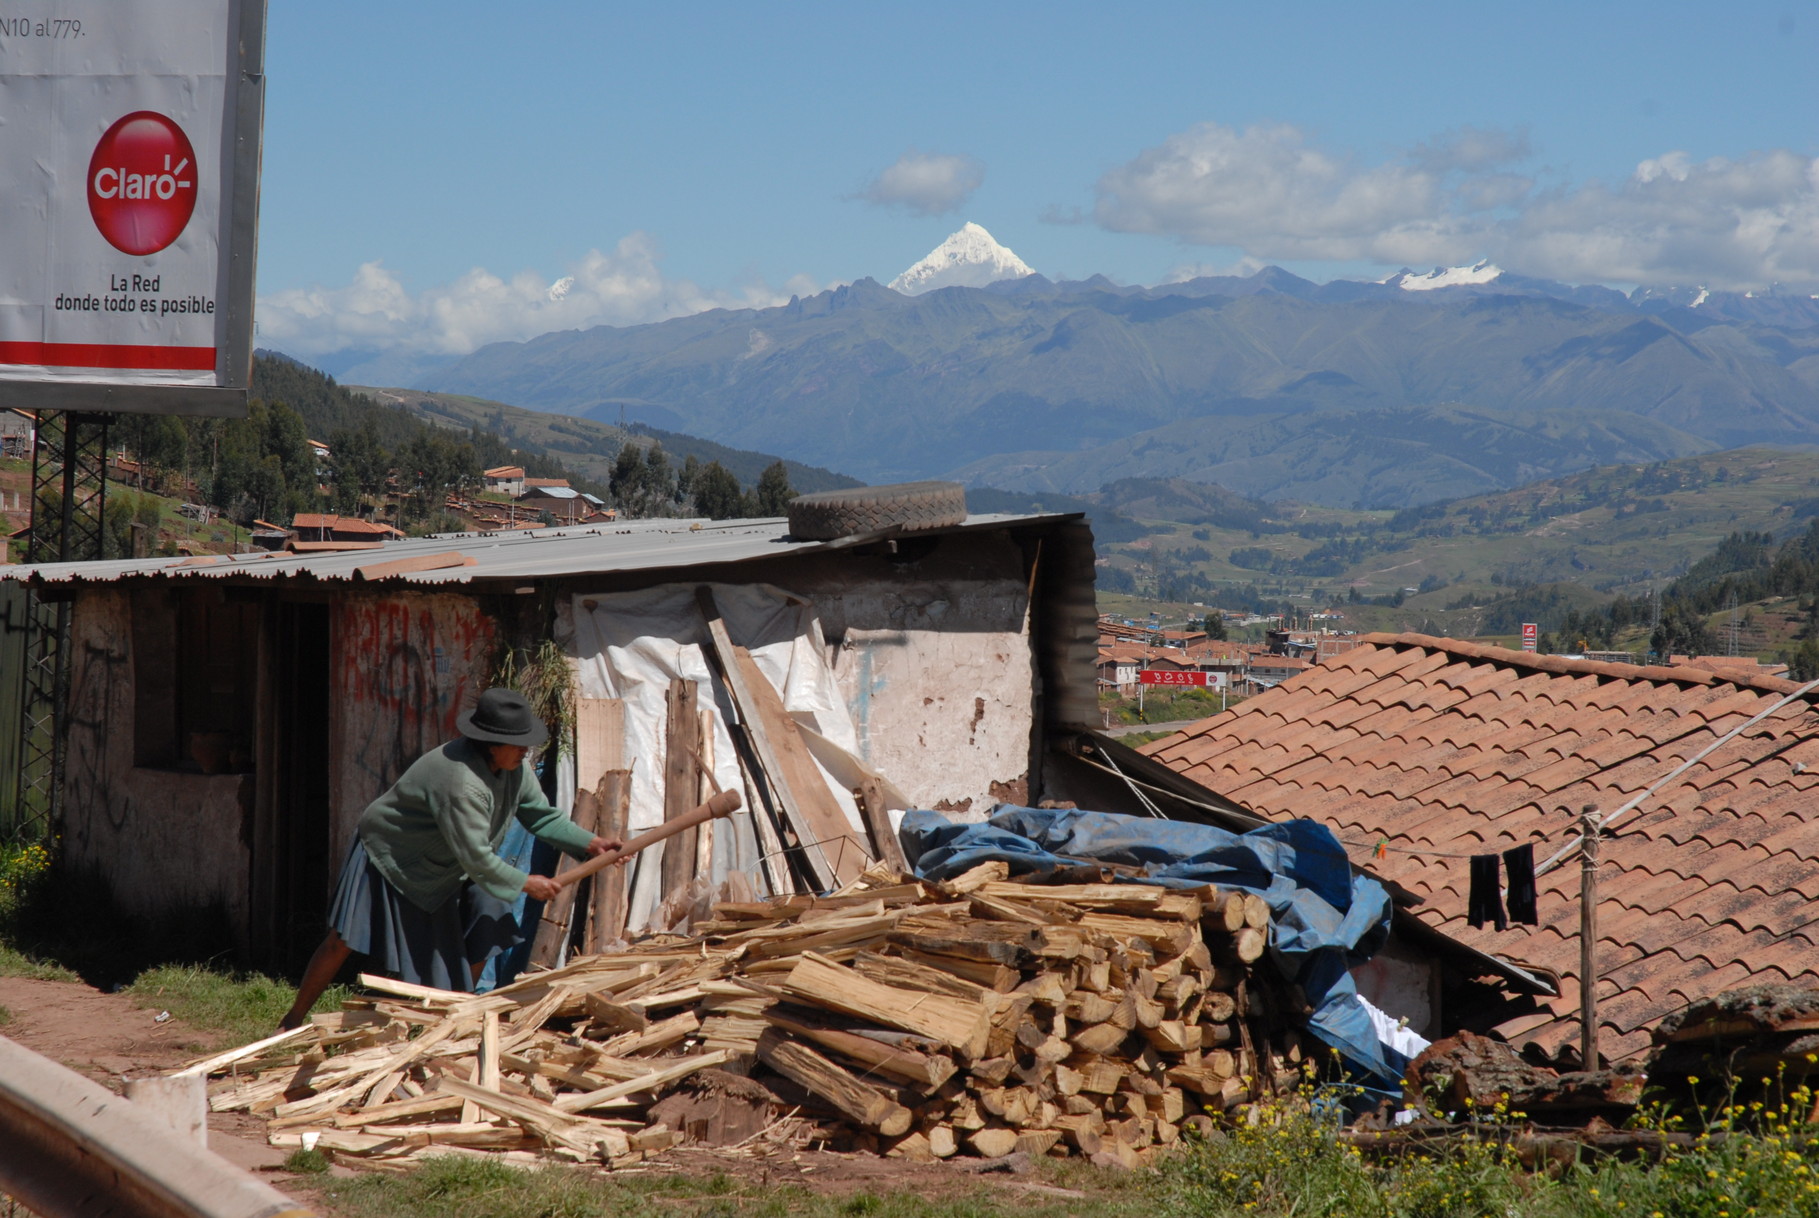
[661,679,703,898]
[694,586,869,890]
[855,777,909,873]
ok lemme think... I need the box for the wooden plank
[854,777,909,873]
[175,1025,314,1078]
[661,678,703,898]
[757,1030,912,1136]
[575,697,626,782]
[695,586,868,889]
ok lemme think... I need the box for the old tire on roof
[786,480,968,541]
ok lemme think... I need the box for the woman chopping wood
[280,687,624,1028]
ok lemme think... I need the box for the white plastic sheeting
[561,582,870,931]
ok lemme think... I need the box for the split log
[761,1008,957,1089]
[779,953,992,1059]
[757,1031,912,1136]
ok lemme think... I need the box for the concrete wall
[1351,934,1440,1038]
[61,588,252,939]
[327,592,496,858]
[783,532,1036,819]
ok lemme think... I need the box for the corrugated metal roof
[0,513,1073,588]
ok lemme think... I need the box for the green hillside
[1085,447,1819,648]
[348,384,860,497]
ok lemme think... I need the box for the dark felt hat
[458,687,550,747]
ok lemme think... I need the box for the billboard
[1521,623,1538,652]
[1139,669,1209,687]
[0,0,265,416]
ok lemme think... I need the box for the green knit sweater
[357,738,595,911]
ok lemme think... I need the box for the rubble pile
[193,861,1310,1170]
[1650,984,1819,1108]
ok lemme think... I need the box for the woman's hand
[585,835,627,861]
[522,874,561,902]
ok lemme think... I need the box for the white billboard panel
[0,0,264,416]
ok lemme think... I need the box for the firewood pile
[189,860,1311,1171]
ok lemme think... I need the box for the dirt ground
[0,974,1097,1211]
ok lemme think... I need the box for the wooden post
[661,679,702,899]
[575,697,629,951]
[1580,803,1600,1073]
[591,768,632,947]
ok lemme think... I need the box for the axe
[551,788,742,891]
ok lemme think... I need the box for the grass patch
[0,943,80,983]
[127,964,348,1049]
[284,1148,332,1175]
[311,1156,1155,1218]
[1153,1082,1819,1218]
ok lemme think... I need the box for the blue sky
[254,1,1819,366]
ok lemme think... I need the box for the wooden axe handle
[552,788,742,890]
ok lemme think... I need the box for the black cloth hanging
[1467,853,1507,930]
[1503,843,1538,925]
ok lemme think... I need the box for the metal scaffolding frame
[9,411,112,845]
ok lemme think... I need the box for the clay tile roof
[331,519,395,536]
[290,513,337,529]
[1139,631,1819,1062]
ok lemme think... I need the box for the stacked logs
[193,860,1310,1170]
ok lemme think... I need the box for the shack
[0,511,1099,969]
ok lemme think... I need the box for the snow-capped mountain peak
[1381,260,1504,291]
[889,222,1035,295]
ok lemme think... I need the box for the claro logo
[86,111,198,256]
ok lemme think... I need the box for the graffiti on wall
[331,594,494,842]
[65,596,131,842]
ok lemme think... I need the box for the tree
[1202,613,1227,642]
[1651,602,1714,661]
[691,461,746,519]
[327,423,389,516]
[755,461,795,516]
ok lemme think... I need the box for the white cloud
[856,149,985,216]
[256,233,822,359]
[1094,121,1819,290]
[1162,255,1268,283]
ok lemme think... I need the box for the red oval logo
[86,111,199,256]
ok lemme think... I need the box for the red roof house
[1141,632,1819,1064]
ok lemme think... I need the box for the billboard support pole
[13,411,112,845]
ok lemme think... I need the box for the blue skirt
[326,837,523,993]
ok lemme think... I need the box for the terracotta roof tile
[1140,632,1819,1057]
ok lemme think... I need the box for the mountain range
[407,252,1819,508]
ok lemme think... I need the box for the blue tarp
[899,804,1402,1086]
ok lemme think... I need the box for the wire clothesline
[1333,833,1562,861]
